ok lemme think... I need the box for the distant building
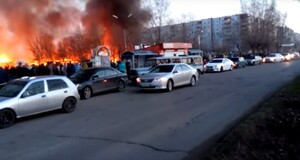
[142,13,296,54]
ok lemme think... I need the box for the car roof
[212,58,225,60]
[157,63,183,66]
[15,75,68,82]
[83,67,114,71]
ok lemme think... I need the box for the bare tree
[28,37,43,64]
[142,0,171,44]
[28,33,55,63]
[57,42,68,61]
[240,0,286,54]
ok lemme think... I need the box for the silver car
[136,63,198,91]
[0,76,80,128]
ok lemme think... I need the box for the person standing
[116,61,126,73]
[0,67,9,85]
[125,60,131,79]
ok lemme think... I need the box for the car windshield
[210,60,223,63]
[70,69,96,79]
[144,59,156,67]
[0,81,28,97]
[149,65,174,73]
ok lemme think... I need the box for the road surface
[1,60,300,160]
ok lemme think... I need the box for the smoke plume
[0,0,151,63]
[82,0,152,49]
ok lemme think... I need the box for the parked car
[230,57,247,68]
[264,53,284,63]
[291,52,300,60]
[281,53,293,61]
[0,76,80,128]
[205,58,234,72]
[136,63,198,91]
[245,55,262,65]
[69,67,128,99]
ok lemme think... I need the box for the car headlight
[76,84,81,88]
[136,77,141,83]
[153,77,167,82]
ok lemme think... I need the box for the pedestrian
[0,67,9,84]
[125,60,131,79]
[116,61,126,73]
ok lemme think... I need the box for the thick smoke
[0,0,82,60]
[83,0,152,49]
[0,0,151,62]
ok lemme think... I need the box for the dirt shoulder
[184,75,300,160]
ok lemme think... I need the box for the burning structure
[0,0,151,67]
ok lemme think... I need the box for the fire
[0,53,13,67]
[0,55,10,63]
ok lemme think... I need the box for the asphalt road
[1,60,300,160]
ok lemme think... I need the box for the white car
[281,53,293,61]
[136,63,198,91]
[264,53,284,63]
[205,58,234,72]
[0,76,80,128]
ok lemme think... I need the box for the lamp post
[112,13,133,52]
[198,30,204,57]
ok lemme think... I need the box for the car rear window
[47,79,68,91]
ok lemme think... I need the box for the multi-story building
[142,13,296,54]
[188,14,249,53]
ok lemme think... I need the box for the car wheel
[117,81,125,92]
[0,109,16,129]
[190,76,196,86]
[166,80,173,92]
[220,66,224,72]
[81,86,92,99]
[62,97,77,113]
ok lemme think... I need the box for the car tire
[81,86,92,99]
[117,80,125,92]
[190,76,196,86]
[220,66,224,72]
[62,97,77,113]
[0,109,16,129]
[166,80,173,92]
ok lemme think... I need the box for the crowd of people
[0,59,132,85]
[0,62,84,84]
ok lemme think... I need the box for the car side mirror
[173,70,178,74]
[92,75,99,80]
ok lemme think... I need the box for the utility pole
[112,13,133,52]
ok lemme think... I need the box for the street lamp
[112,13,133,52]
[198,30,204,56]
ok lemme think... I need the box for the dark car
[69,67,128,99]
[230,57,247,68]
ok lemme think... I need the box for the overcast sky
[169,0,300,33]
